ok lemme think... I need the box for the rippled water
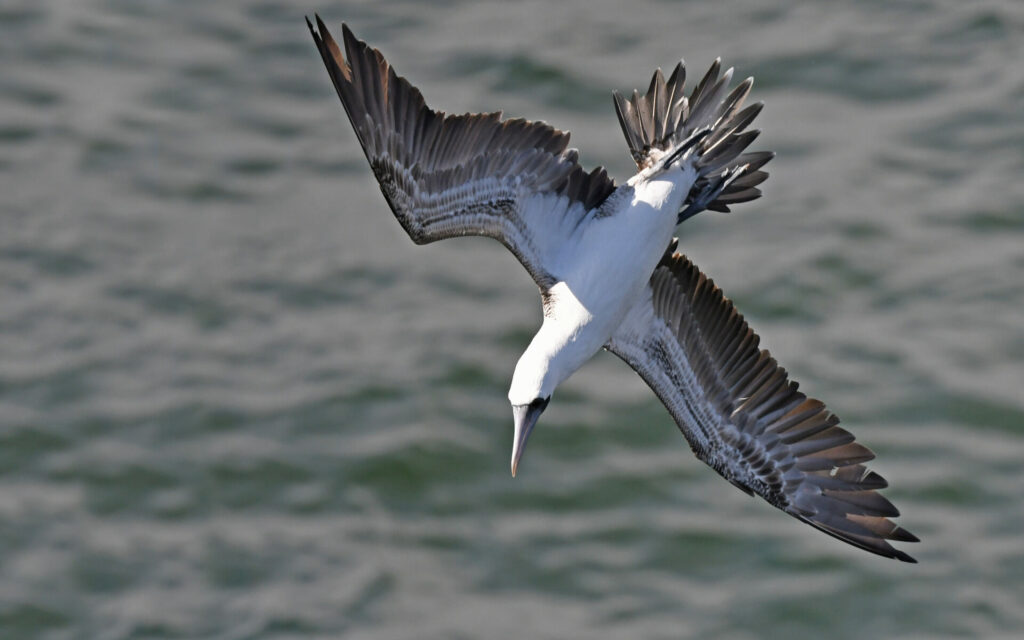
[2,1,1022,638]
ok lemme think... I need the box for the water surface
[1,1,1022,638]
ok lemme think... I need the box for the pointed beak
[511,399,548,477]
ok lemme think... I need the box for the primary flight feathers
[609,247,918,562]
[308,16,917,562]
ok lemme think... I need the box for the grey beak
[511,398,548,477]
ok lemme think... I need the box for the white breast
[508,166,698,405]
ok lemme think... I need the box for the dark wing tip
[896,550,918,563]
[314,14,329,40]
[340,21,359,50]
[799,514,919,563]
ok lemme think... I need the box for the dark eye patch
[530,396,551,411]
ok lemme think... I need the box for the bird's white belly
[544,170,693,369]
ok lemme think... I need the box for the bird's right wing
[606,247,918,562]
[308,17,616,288]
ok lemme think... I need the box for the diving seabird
[307,17,918,562]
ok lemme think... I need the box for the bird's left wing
[606,246,918,562]
[308,17,615,288]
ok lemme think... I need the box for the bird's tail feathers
[613,59,773,220]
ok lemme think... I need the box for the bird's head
[507,341,562,477]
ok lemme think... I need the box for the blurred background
[1,0,1022,638]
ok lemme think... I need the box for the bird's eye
[530,396,551,411]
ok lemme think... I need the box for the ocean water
[1,0,1022,638]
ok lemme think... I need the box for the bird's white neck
[507,282,598,406]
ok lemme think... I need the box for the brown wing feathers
[648,253,918,562]
[307,16,615,226]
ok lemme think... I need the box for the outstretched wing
[308,17,616,287]
[607,247,918,562]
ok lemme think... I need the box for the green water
[1,1,1022,638]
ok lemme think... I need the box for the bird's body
[510,167,695,407]
[308,16,918,562]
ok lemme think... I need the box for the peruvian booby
[307,16,918,562]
